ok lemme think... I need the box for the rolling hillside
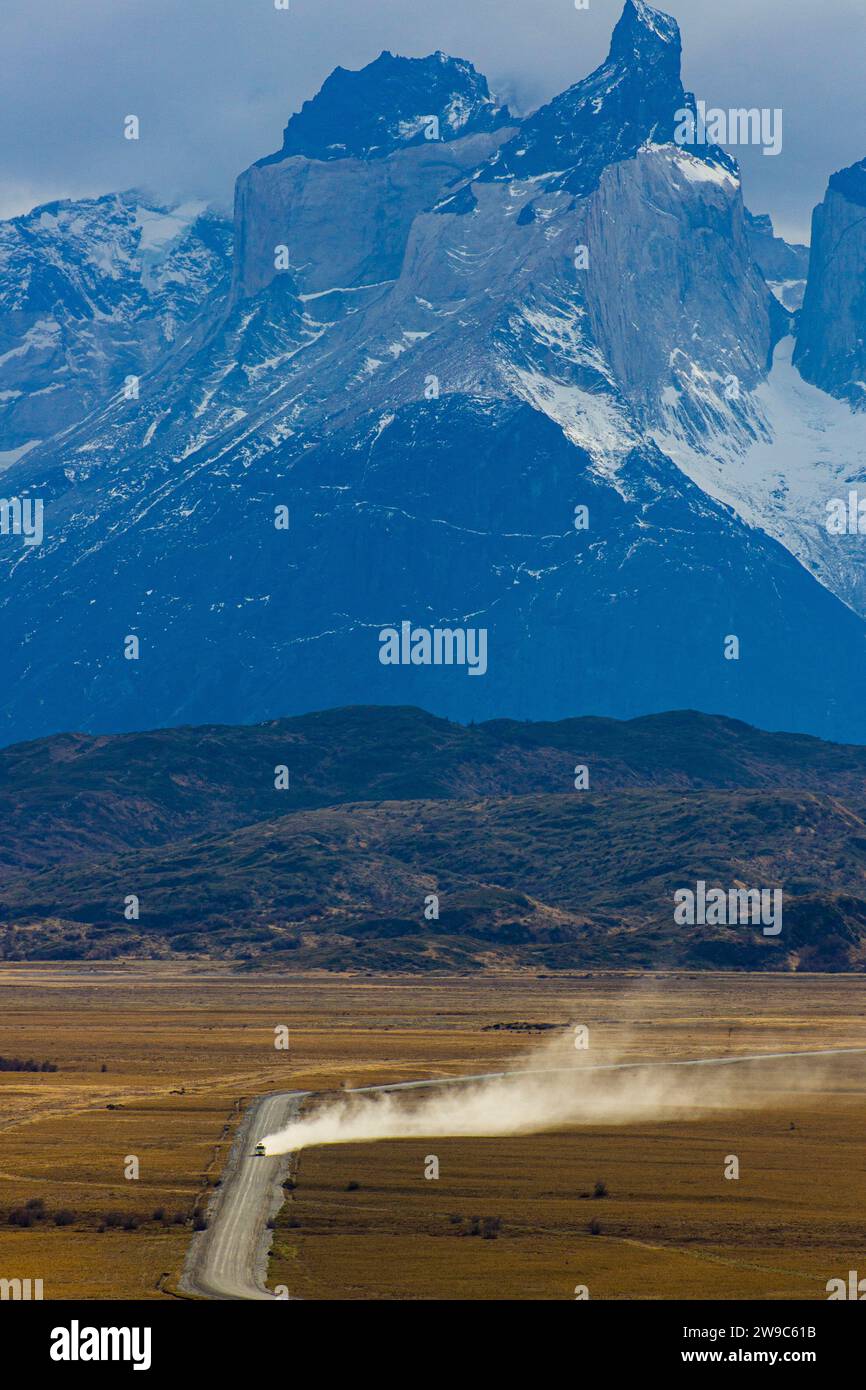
[1,705,865,971]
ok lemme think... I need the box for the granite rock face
[580,147,774,422]
[233,49,515,301]
[744,209,809,310]
[232,127,513,301]
[795,157,866,406]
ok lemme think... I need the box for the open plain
[0,964,864,1300]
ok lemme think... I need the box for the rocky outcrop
[581,147,773,423]
[231,50,515,301]
[744,209,808,310]
[262,50,509,163]
[482,0,732,194]
[0,193,231,463]
[794,156,866,407]
[232,127,512,301]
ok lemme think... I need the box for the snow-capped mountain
[655,152,866,619]
[0,0,863,747]
[0,192,232,466]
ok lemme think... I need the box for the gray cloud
[2,0,864,242]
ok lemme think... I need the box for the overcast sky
[2,0,863,244]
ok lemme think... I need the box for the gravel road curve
[180,1089,309,1300]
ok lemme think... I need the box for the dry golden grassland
[0,965,864,1299]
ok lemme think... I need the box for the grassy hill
[1,706,865,970]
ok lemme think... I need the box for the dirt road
[180,1089,308,1300]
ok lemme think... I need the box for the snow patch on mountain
[655,336,866,614]
[629,0,680,43]
[511,365,638,466]
[656,146,739,187]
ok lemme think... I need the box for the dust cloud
[261,1027,851,1156]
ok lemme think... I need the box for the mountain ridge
[1,704,865,971]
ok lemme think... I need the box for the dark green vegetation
[1,705,864,969]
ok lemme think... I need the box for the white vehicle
[253,1141,267,1157]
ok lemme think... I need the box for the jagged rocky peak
[610,0,681,55]
[260,49,510,165]
[743,208,809,310]
[481,0,725,193]
[828,155,866,206]
[233,52,514,301]
[795,154,866,407]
